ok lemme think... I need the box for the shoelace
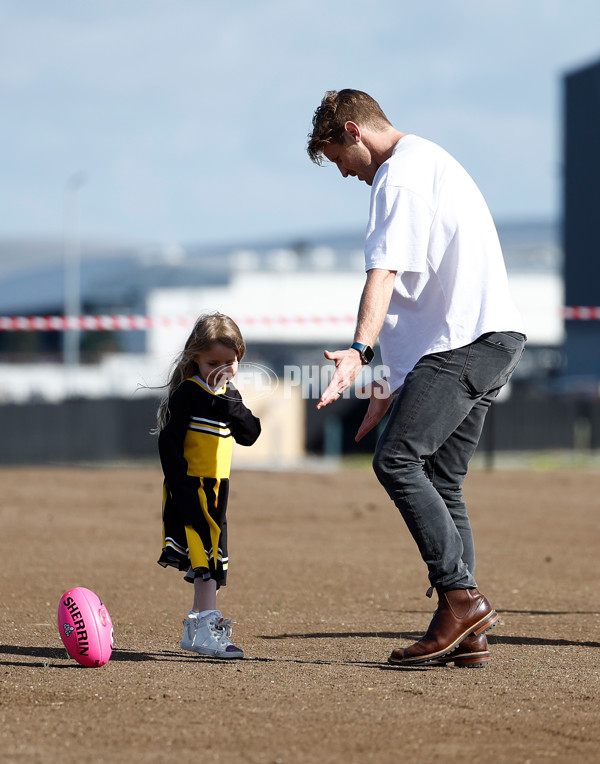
[213,617,234,639]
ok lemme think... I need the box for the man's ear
[344,121,361,143]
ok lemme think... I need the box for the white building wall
[0,267,564,405]
[147,269,564,367]
[509,272,565,344]
[147,271,365,369]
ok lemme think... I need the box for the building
[0,220,563,401]
[563,58,600,382]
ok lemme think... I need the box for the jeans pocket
[459,332,525,397]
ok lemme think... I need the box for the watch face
[352,342,374,364]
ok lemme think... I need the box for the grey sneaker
[181,611,244,659]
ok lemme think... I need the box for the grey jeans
[373,331,526,591]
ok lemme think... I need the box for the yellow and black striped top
[158,376,261,511]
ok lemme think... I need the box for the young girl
[155,312,261,659]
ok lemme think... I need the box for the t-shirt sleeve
[364,185,433,274]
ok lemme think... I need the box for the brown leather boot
[429,633,490,668]
[388,587,499,666]
[388,632,491,668]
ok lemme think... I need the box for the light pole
[63,172,86,367]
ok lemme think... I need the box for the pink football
[57,587,114,667]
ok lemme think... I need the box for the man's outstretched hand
[316,349,363,410]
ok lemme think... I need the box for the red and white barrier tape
[0,314,357,331]
[0,308,597,331]
[562,306,600,321]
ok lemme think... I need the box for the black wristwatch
[351,342,375,365]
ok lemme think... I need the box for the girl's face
[194,341,239,388]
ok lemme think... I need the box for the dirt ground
[1,463,599,763]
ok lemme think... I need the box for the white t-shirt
[364,134,524,393]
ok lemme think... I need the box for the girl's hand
[355,379,393,442]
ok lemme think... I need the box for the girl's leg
[192,574,217,613]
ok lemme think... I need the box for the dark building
[563,59,600,379]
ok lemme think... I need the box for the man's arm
[316,268,396,409]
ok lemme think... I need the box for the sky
[2,0,600,249]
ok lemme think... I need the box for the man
[307,89,525,668]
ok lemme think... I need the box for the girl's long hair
[153,312,245,433]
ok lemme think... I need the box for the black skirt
[157,476,229,587]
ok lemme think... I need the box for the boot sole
[388,610,500,666]
[429,650,491,668]
[454,652,490,668]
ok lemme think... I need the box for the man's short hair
[307,89,391,165]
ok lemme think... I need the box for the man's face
[322,134,379,186]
